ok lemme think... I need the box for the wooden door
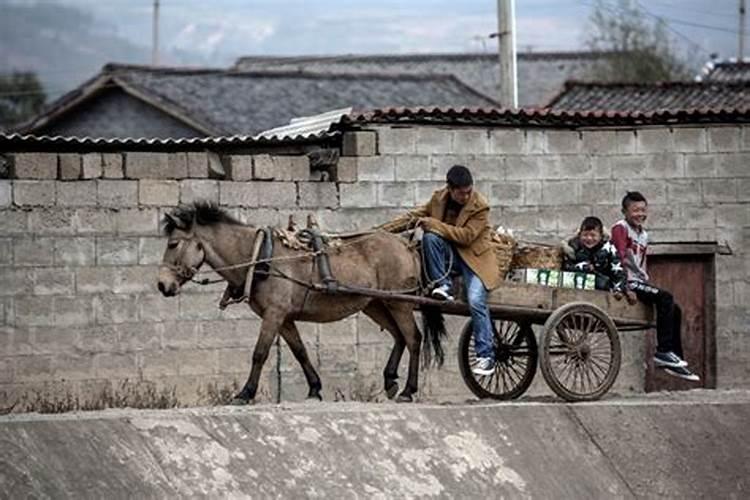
[644,255,715,391]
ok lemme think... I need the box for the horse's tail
[421,305,447,368]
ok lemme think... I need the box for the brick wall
[0,123,747,411]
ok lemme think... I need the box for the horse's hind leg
[233,314,283,405]
[384,303,422,403]
[279,321,322,400]
[363,301,405,400]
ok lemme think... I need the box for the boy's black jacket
[561,234,626,292]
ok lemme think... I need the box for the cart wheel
[540,302,621,402]
[459,319,538,400]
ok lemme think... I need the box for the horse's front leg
[232,314,283,405]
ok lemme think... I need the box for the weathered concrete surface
[1,390,749,499]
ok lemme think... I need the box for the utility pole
[740,0,746,60]
[496,0,517,108]
[152,0,160,66]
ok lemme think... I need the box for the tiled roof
[233,51,612,108]
[16,64,499,138]
[545,81,750,112]
[699,59,750,82]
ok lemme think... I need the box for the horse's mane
[162,201,244,235]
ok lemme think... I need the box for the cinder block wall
[0,123,747,412]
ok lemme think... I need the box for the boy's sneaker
[663,365,700,382]
[654,351,688,369]
[431,285,455,301]
[472,357,496,376]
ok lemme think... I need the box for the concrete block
[13,237,54,266]
[187,152,209,178]
[490,181,523,206]
[54,237,96,266]
[97,237,139,265]
[139,180,179,206]
[13,180,55,206]
[124,152,170,179]
[180,180,219,204]
[142,348,213,377]
[75,267,117,294]
[716,204,749,228]
[229,155,254,181]
[74,208,117,235]
[717,153,750,177]
[54,296,95,326]
[340,182,377,208]
[167,153,188,179]
[219,181,258,207]
[13,153,57,179]
[545,130,581,154]
[161,320,201,349]
[81,154,103,179]
[708,127,741,152]
[647,153,683,178]
[102,154,124,178]
[298,182,338,208]
[97,180,138,207]
[675,205,714,229]
[523,180,541,205]
[646,204,678,229]
[14,355,54,381]
[377,182,415,207]
[56,180,97,207]
[0,181,10,207]
[429,154,473,181]
[415,181,444,202]
[616,130,636,154]
[138,237,164,265]
[739,179,750,201]
[353,156,395,182]
[114,265,158,294]
[636,128,673,153]
[94,352,138,379]
[684,155,717,178]
[452,129,490,155]
[256,181,296,207]
[342,131,377,156]
[14,296,54,326]
[614,180,667,204]
[580,180,616,205]
[27,209,74,235]
[334,158,357,182]
[59,154,82,180]
[541,180,579,205]
[179,293,221,321]
[673,128,707,153]
[394,155,430,181]
[505,156,540,180]
[415,128,453,155]
[581,131,617,155]
[525,130,546,154]
[550,154,592,179]
[0,238,11,265]
[33,268,75,295]
[0,268,33,295]
[267,155,309,181]
[377,126,416,154]
[93,294,139,324]
[666,179,701,204]
[137,293,180,323]
[610,156,649,179]
[489,129,524,154]
[469,156,505,181]
[702,179,737,202]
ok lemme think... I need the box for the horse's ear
[165,212,184,230]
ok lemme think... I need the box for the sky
[45,0,743,65]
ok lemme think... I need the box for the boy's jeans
[628,281,683,356]
[422,232,494,360]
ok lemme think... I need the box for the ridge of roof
[559,79,750,89]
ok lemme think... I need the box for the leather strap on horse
[219,228,269,309]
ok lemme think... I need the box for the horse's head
[157,210,205,297]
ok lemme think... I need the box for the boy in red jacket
[611,191,699,382]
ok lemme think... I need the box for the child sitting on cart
[561,216,626,294]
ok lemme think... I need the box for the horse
[157,202,445,403]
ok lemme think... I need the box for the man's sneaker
[663,365,700,382]
[472,357,496,376]
[654,351,688,369]
[431,285,455,301]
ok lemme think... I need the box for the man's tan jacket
[378,187,500,290]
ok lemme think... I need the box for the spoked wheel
[540,302,621,402]
[459,319,538,400]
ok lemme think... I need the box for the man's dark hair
[580,216,603,232]
[446,165,473,188]
[621,191,648,210]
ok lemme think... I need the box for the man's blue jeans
[422,232,495,360]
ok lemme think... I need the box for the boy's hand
[625,290,638,305]
[419,217,438,232]
[613,291,623,301]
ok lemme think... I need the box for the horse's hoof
[396,393,413,403]
[307,392,322,401]
[230,397,250,406]
[385,383,399,400]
